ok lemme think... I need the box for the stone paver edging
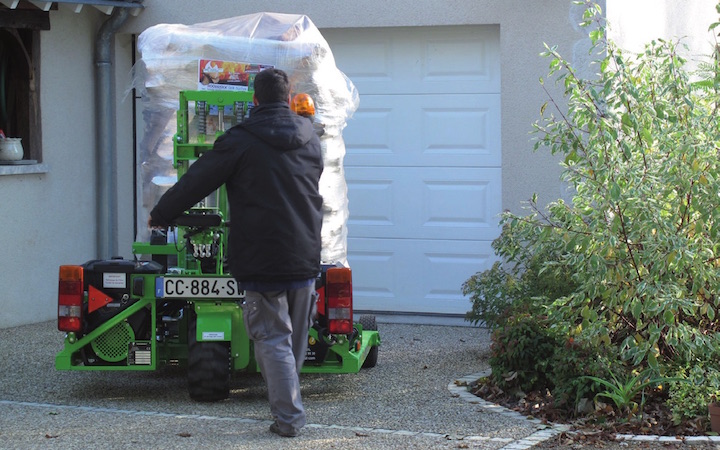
[449,370,567,450]
[450,370,720,448]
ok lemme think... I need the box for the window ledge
[0,162,50,176]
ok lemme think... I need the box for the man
[149,68,323,437]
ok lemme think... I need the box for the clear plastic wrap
[131,12,358,266]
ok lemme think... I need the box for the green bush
[548,338,612,412]
[481,1,720,366]
[463,220,578,330]
[465,0,720,416]
[667,364,720,424]
[488,313,559,392]
[530,3,720,369]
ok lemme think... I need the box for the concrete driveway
[0,320,548,449]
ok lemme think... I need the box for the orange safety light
[291,93,316,117]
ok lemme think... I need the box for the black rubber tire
[188,317,231,402]
[359,315,378,368]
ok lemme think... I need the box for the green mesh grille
[91,321,134,362]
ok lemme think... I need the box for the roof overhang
[0,0,143,17]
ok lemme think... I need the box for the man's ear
[252,94,259,106]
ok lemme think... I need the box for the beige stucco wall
[0,0,717,328]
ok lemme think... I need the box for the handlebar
[172,213,222,228]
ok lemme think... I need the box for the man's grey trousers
[241,285,317,433]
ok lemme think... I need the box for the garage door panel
[346,249,396,300]
[423,179,497,231]
[344,106,393,155]
[349,238,493,314]
[323,26,500,95]
[347,167,501,240]
[424,36,496,83]
[322,25,501,317]
[347,178,396,226]
[345,94,500,167]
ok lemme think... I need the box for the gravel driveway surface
[0,320,551,449]
[3,320,720,449]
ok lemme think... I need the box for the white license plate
[157,277,244,299]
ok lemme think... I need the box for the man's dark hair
[253,68,291,104]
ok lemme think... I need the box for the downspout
[95,7,130,259]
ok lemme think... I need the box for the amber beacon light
[291,93,316,117]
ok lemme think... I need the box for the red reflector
[59,280,82,295]
[58,316,82,333]
[58,265,83,332]
[88,285,113,314]
[329,319,352,334]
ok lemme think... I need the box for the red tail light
[326,267,353,334]
[58,265,84,332]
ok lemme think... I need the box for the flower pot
[709,402,720,433]
[0,138,23,161]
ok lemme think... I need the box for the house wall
[0,0,717,328]
[0,7,137,329]
[0,8,99,329]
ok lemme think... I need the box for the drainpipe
[95,7,130,259]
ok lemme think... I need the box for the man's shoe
[269,421,299,437]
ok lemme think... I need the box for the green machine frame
[56,90,380,376]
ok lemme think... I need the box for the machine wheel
[359,315,378,368]
[188,317,231,402]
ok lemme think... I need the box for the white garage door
[323,26,501,315]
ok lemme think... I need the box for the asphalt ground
[0,319,556,449]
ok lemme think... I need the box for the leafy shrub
[478,1,720,369]
[463,218,578,330]
[530,3,720,369]
[667,364,720,424]
[488,313,559,392]
[465,0,720,416]
[548,338,613,412]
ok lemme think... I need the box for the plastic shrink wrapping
[131,12,358,266]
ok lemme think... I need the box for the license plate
[156,277,244,299]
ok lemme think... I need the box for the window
[0,5,46,163]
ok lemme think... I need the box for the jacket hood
[242,102,315,150]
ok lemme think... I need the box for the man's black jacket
[149,101,324,283]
